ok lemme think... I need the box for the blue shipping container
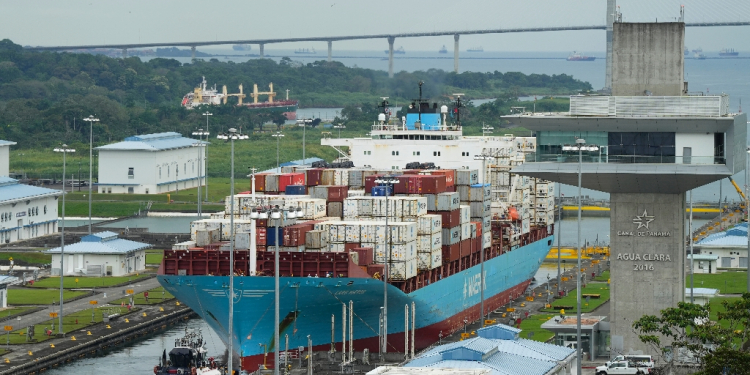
[372,186,393,196]
[266,227,284,247]
[285,185,307,195]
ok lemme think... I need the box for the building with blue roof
[695,222,748,269]
[0,140,16,177]
[378,323,576,375]
[95,132,208,194]
[46,231,151,276]
[0,177,61,245]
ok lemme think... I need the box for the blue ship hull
[158,236,552,370]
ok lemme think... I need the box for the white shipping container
[348,189,365,197]
[343,198,359,219]
[388,258,417,280]
[358,199,373,217]
[522,219,530,234]
[456,169,479,185]
[461,222,472,241]
[388,222,418,243]
[417,214,442,235]
[305,230,328,248]
[431,233,442,251]
[483,231,492,249]
[417,252,432,270]
[470,222,478,239]
[172,241,196,250]
[290,199,327,220]
[483,216,491,233]
[470,201,491,218]
[345,224,361,242]
[459,205,471,224]
[417,235,432,253]
[442,226,461,246]
[328,243,346,252]
[328,224,346,243]
[430,249,443,269]
[426,192,460,211]
[391,242,417,261]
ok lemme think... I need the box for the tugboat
[154,328,224,375]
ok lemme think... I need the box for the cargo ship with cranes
[181,77,298,120]
[158,85,554,371]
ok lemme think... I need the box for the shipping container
[409,175,447,194]
[305,230,328,248]
[321,169,335,186]
[371,185,392,196]
[460,239,472,257]
[456,169,479,185]
[364,174,384,194]
[327,202,343,218]
[348,170,364,188]
[442,226,461,246]
[430,249,442,269]
[328,243,346,252]
[459,205,471,224]
[352,247,374,266]
[418,214,442,235]
[279,173,306,192]
[442,243,460,262]
[285,185,307,195]
[195,229,220,247]
[256,227,267,246]
[348,190,365,197]
[431,232,442,251]
[469,201,491,218]
[305,169,323,186]
[266,227,284,247]
[432,209,460,229]
[417,251,433,270]
[388,258,417,280]
[461,222,472,241]
[425,192,460,211]
[289,198,327,220]
[254,173,269,192]
[431,170,455,187]
[264,174,280,192]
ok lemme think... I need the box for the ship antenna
[379,97,390,121]
[453,93,465,128]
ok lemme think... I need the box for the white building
[687,254,719,274]
[685,288,719,306]
[0,276,17,308]
[0,177,61,244]
[0,140,16,177]
[47,231,151,276]
[694,223,748,269]
[95,132,206,194]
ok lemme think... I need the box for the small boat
[467,46,484,52]
[439,45,448,53]
[154,328,224,375]
[567,51,595,61]
[694,52,706,60]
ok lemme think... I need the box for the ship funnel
[378,113,386,124]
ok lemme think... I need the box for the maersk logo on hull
[463,271,486,300]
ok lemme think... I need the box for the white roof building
[695,223,748,269]
[46,231,151,276]
[0,177,61,244]
[0,140,16,177]
[0,276,17,308]
[95,132,207,194]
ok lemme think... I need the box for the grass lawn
[8,289,87,305]
[0,252,51,265]
[542,284,611,313]
[594,270,610,282]
[111,287,173,305]
[29,275,150,289]
[145,250,163,266]
[7,306,132,344]
[687,272,747,294]
[519,314,556,342]
[0,307,38,319]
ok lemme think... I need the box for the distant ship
[439,45,448,54]
[181,77,298,120]
[294,48,316,54]
[694,52,706,60]
[232,44,252,51]
[467,46,484,52]
[692,47,703,54]
[684,47,689,56]
[384,46,405,54]
[566,51,595,61]
[719,48,739,57]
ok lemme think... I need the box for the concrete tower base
[609,193,686,355]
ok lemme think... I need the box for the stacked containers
[455,169,492,255]
[425,192,461,262]
[534,180,556,226]
[416,214,443,270]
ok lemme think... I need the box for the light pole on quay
[192,129,209,217]
[373,177,399,355]
[474,155,492,321]
[562,138,598,374]
[83,115,98,234]
[297,118,312,164]
[272,132,284,173]
[216,127,248,374]
[53,144,75,335]
[334,124,346,139]
[202,111,212,201]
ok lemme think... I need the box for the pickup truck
[596,361,651,375]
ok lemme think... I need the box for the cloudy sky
[2,0,749,52]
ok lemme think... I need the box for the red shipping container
[364,174,384,194]
[257,246,267,252]
[344,243,360,253]
[279,173,306,192]
[472,221,482,238]
[256,227,267,246]
[471,237,481,254]
[432,209,460,228]
[306,169,323,186]
[402,169,422,175]
[327,186,349,202]
[444,185,456,193]
[254,173,269,192]
[367,263,385,278]
[431,170,455,187]
[393,175,410,194]
[351,247,374,266]
[409,175,447,194]
[460,239,471,257]
[256,219,268,228]
[442,243,460,262]
[282,223,313,247]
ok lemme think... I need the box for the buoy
[176,302,180,306]
[28,351,33,356]
[87,331,92,336]
[142,312,147,317]
[50,344,55,348]
[125,319,130,323]
[71,336,76,341]
[159,307,164,312]
[106,325,111,329]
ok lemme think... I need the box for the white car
[596,361,651,375]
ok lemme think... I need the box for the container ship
[467,47,484,52]
[158,93,554,371]
[566,51,595,61]
[181,77,298,120]
[294,48,316,54]
[719,48,739,57]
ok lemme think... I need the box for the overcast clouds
[2,0,749,52]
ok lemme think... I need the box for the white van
[607,355,654,368]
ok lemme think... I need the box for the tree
[632,293,750,375]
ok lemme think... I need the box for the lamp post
[481,123,493,138]
[689,190,694,303]
[557,182,562,296]
[297,118,312,164]
[474,155,492,321]
[272,132,284,173]
[192,129,209,217]
[216,128,248,375]
[374,177,399,355]
[562,138,598,374]
[269,205,298,375]
[83,115,98,234]
[746,149,750,292]
[334,124,346,139]
[53,144,75,335]
[202,112,212,202]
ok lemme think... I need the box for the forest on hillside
[0,39,590,148]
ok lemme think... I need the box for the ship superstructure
[181,77,298,119]
[158,89,554,371]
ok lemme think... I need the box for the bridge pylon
[453,34,460,73]
[387,36,395,78]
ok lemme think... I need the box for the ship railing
[370,123,462,132]
[527,153,725,165]
[569,95,730,117]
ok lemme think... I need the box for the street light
[216,127,248,375]
[374,177,399,355]
[53,144,75,335]
[202,112,212,202]
[268,205,298,375]
[83,115,98,234]
[272,132,284,173]
[481,123,493,138]
[474,155,492,321]
[746,149,750,293]
[297,118,312,165]
[334,124,346,139]
[192,129,209,217]
[561,138,598,374]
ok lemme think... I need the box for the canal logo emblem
[633,209,654,229]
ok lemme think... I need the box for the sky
[2,0,750,53]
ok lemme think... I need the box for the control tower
[504,22,747,355]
